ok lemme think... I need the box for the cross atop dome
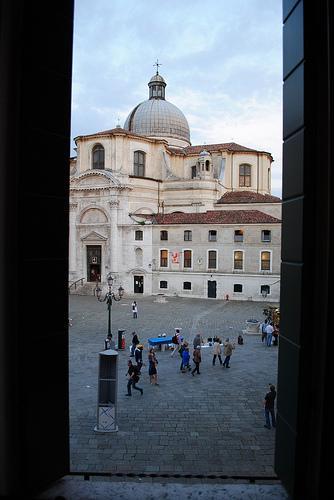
[153,59,162,74]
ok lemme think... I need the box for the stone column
[109,200,119,275]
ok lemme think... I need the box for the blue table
[148,336,173,347]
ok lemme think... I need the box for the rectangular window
[261,230,271,242]
[261,285,270,296]
[234,230,243,242]
[208,230,217,241]
[135,230,143,241]
[160,249,168,267]
[208,250,217,269]
[160,230,168,241]
[261,251,271,271]
[183,281,191,290]
[183,250,192,268]
[134,151,145,177]
[160,281,168,289]
[234,284,243,293]
[234,251,243,270]
[239,164,251,187]
[184,230,192,241]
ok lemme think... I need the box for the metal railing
[68,277,86,293]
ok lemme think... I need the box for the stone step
[69,281,97,296]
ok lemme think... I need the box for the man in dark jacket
[130,331,139,357]
[263,384,277,429]
[126,360,143,396]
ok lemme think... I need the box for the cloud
[71,0,283,195]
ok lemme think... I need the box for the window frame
[260,250,272,272]
[134,229,143,241]
[234,229,244,242]
[260,284,270,296]
[183,281,192,290]
[234,283,243,293]
[159,249,169,268]
[92,143,105,170]
[239,163,251,187]
[184,230,192,241]
[207,249,217,269]
[261,229,272,242]
[208,230,217,242]
[134,150,146,177]
[159,280,168,289]
[183,249,192,269]
[233,250,244,271]
[160,230,168,241]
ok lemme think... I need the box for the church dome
[124,71,191,148]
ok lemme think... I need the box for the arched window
[134,151,145,176]
[92,144,105,169]
[239,164,251,187]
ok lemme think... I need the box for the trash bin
[118,329,126,350]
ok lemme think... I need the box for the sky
[71,0,283,196]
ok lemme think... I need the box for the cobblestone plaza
[69,295,279,478]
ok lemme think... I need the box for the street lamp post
[94,273,124,433]
[96,272,124,340]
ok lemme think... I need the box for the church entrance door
[134,276,144,294]
[87,245,101,282]
[207,280,217,298]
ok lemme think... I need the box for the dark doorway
[87,245,101,282]
[207,280,217,298]
[134,276,144,293]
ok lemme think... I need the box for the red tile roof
[167,142,273,159]
[217,191,281,204]
[142,210,281,225]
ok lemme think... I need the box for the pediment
[70,170,122,189]
[81,231,107,242]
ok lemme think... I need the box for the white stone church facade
[69,71,281,302]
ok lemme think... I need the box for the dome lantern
[148,72,166,100]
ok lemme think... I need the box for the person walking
[171,328,182,357]
[193,333,203,349]
[132,300,138,318]
[148,347,159,385]
[125,359,143,396]
[222,338,235,368]
[134,344,144,374]
[181,346,191,372]
[265,322,274,347]
[263,384,277,429]
[261,320,268,343]
[130,331,140,357]
[191,346,202,376]
[212,338,223,365]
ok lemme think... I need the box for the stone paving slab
[69,295,279,477]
